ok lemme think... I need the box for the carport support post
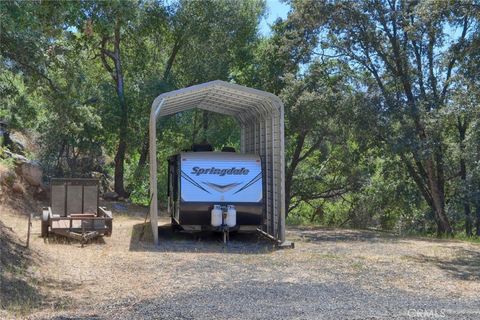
[279,105,286,244]
[149,103,161,245]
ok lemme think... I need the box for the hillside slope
[0,216,43,318]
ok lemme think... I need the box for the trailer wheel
[41,210,49,238]
[41,220,49,238]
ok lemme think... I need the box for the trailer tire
[41,220,49,238]
[41,210,49,238]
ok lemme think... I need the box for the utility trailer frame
[41,178,112,245]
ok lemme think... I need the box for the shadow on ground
[408,248,480,281]
[97,279,480,320]
[0,220,78,316]
[47,316,103,320]
[286,227,463,244]
[128,221,276,254]
[0,220,44,314]
[287,227,393,243]
[42,234,106,247]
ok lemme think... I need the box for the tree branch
[163,36,183,81]
[401,153,433,207]
[407,14,427,101]
[440,16,469,103]
[298,136,323,162]
[4,52,59,92]
[427,28,439,106]
[100,37,116,81]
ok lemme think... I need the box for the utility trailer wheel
[41,221,49,238]
[41,210,49,238]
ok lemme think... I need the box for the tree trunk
[460,151,472,236]
[113,58,128,196]
[113,63,128,196]
[137,131,149,170]
[404,153,452,236]
[100,20,128,197]
[424,157,452,236]
[285,132,307,216]
[457,117,472,236]
[464,197,473,236]
[408,112,452,236]
[476,204,480,236]
[136,37,183,171]
[114,133,127,196]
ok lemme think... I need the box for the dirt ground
[1,203,480,320]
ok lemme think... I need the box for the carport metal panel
[149,80,285,245]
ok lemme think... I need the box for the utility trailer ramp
[41,178,113,245]
[149,80,286,245]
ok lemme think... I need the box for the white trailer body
[168,151,263,230]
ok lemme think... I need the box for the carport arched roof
[149,80,285,245]
[150,80,283,123]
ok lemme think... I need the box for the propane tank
[211,205,222,227]
[226,205,237,227]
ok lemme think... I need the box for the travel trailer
[167,147,263,237]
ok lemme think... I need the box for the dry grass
[0,212,44,318]
[1,204,479,319]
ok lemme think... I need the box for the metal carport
[149,80,285,245]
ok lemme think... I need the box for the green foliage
[280,0,480,235]
[0,68,39,129]
[0,146,16,170]
[0,0,479,239]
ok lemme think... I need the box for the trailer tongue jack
[219,204,236,244]
[221,211,229,244]
[212,204,236,244]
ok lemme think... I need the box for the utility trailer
[41,178,113,245]
[167,149,263,241]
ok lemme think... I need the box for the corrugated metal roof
[151,80,282,122]
[149,80,286,245]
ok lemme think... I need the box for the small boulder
[12,182,24,194]
[34,185,49,200]
[0,166,16,187]
[103,191,119,201]
[20,160,43,187]
[9,132,27,155]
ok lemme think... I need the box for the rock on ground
[103,191,119,201]
[20,161,42,187]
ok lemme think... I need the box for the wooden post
[26,213,32,248]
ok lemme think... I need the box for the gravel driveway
[2,209,479,320]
